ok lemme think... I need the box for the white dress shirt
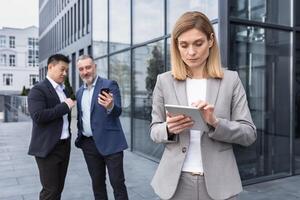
[182,78,207,173]
[81,77,98,137]
[46,76,70,139]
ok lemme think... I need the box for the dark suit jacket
[75,77,128,156]
[28,79,71,158]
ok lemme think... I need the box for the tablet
[165,104,209,132]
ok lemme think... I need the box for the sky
[0,0,38,29]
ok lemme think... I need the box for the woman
[150,11,257,200]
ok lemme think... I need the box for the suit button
[182,147,187,153]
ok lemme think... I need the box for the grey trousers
[167,172,238,200]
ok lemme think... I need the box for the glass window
[213,23,219,44]
[3,74,13,86]
[0,54,6,66]
[82,0,85,36]
[74,4,77,41]
[132,41,165,158]
[0,35,6,48]
[95,57,108,79]
[230,0,291,26]
[230,25,291,180]
[28,38,39,67]
[166,38,171,71]
[297,1,300,26]
[78,0,81,38]
[109,0,130,53]
[295,32,300,174]
[110,51,131,147]
[9,55,16,66]
[9,36,15,48]
[133,0,164,44]
[92,0,108,58]
[29,74,39,86]
[167,0,219,33]
[87,0,90,33]
[71,7,73,43]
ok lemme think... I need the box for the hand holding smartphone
[100,88,110,95]
[98,87,113,109]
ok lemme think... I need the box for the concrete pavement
[1,121,300,200]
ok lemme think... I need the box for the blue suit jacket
[75,77,128,155]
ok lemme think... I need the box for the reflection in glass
[109,0,130,53]
[295,33,300,173]
[167,0,218,33]
[296,1,300,27]
[166,38,171,71]
[95,57,108,79]
[92,0,108,57]
[132,41,165,158]
[213,23,219,44]
[230,0,291,26]
[230,25,291,180]
[133,0,164,44]
[110,51,131,147]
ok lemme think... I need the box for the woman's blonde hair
[171,11,223,80]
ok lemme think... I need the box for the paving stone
[2,121,300,200]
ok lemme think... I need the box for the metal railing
[0,95,31,122]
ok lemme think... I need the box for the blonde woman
[150,11,257,200]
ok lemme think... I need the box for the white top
[46,76,69,140]
[182,78,207,173]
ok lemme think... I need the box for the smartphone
[100,88,110,94]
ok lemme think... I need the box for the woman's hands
[192,100,219,128]
[166,112,194,135]
[166,100,219,135]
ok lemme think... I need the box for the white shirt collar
[46,76,65,90]
[83,76,98,89]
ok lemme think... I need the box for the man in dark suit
[28,54,76,200]
[75,55,128,200]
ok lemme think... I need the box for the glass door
[230,25,292,181]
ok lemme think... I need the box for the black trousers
[35,139,71,200]
[81,136,128,200]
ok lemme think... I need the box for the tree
[145,46,164,95]
[20,86,30,96]
[110,58,131,114]
[64,76,76,100]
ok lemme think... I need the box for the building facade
[39,0,300,185]
[0,26,39,94]
[39,0,92,90]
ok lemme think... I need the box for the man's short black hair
[47,54,70,66]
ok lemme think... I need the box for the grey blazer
[150,70,257,200]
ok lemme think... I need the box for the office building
[39,0,92,90]
[0,26,39,94]
[39,0,300,184]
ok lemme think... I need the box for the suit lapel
[206,78,221,105]
[173,79,188,106]
[90,77,103,112]
[77,86,84,111]
[44,79,60,103]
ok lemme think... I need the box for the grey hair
[76,55,94,63]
